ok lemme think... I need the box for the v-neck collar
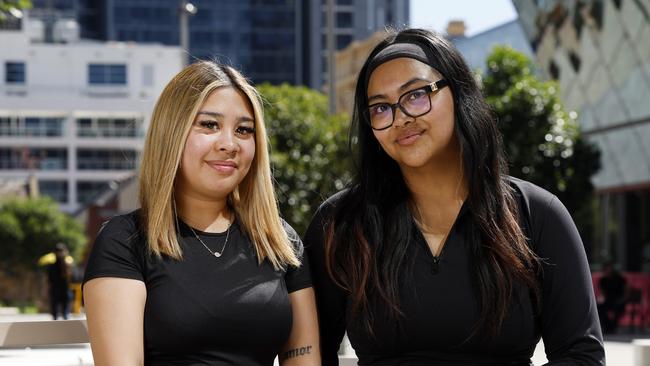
[415,199,468,274]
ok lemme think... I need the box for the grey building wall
[306,0,409,90]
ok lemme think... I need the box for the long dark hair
[325,28,540,338]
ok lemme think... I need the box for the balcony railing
[77,158,135,170]
[77,127,142,138]
[0,158,67,170]
[0,127,64,137]
[0,84,131,98]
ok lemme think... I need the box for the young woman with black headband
[304,29,604,365]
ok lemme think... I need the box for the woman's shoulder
[507,176,557,214]
[93,209,146,253]
[98,209,142,237]
[279,218,303,255]
[303,189,352,247]
[83,209,148,285]
[314,188,355,219]
[506,176,574,248]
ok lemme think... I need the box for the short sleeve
[283,220,313,293]
[304,195,348,365]
[82,213,146,288]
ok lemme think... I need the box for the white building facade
[0,16,183,213]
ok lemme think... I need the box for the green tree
[259,83,352,234]
[0,196,85,272]
[483,46,600,240]
[0,0,31,23]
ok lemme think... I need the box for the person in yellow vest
[46,243,73,320]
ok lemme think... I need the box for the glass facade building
[512,0,650,270]
[29,0,408,88]
[304,0,409,89]
[80,0,303,85]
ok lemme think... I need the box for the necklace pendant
[214,252,222,258]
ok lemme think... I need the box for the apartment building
[0,14,182,212]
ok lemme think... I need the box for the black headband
[365,42,431,87]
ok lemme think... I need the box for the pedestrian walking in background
[598,262,628,334]
[47,243,72,320]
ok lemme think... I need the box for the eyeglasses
[366,79,449,131]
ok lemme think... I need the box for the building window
[0,148,67,170]
[336,34,353,50]
[573,8,584,38]
[569,51,581,73]
[336,12,353,28]
[5,62,26,84]
[0,116,64,137]
[88,64,127,85]
[77,149,137,170]
[76,117,142,138]
[77,181,110,204]
[321,0,353,4]
[39,180,68,203]
[549,60,560,80]
[0,15,21,30]
[321,33,353,49]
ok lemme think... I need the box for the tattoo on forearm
[280,345,312,360]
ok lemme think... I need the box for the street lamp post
[326,0,336,114]
[179,1,197,66]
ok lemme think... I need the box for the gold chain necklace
[188,220,232,258]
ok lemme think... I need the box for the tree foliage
[483,46,600,238]
[0,0,31,23]
[259,83,352,234]
[0,197,85,272]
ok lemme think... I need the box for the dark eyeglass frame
[366,79,449,131]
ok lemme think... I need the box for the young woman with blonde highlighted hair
[83,61,320,366]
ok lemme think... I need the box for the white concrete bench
[338,354,359,365]
[0,320,89,347]
[0,320,360,365]
[633,339,650,366]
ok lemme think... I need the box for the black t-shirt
[83,210,312,366]
[305,177,605,365]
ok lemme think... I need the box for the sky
[409,0,518,37]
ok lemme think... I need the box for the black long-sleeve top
[304,178,604,365]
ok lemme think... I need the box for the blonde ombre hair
[138,61,299,269]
